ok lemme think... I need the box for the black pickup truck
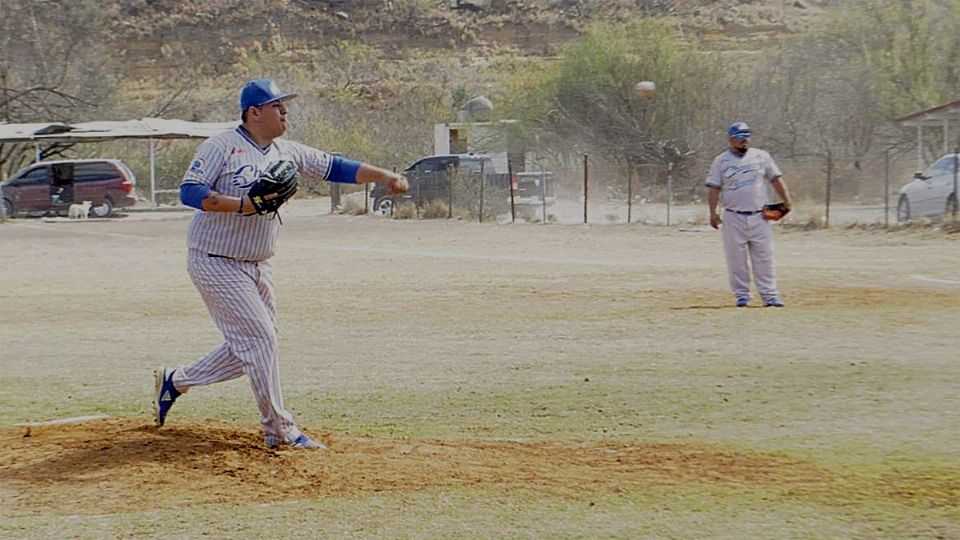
[371,153,506,215]
[371,153,554,215]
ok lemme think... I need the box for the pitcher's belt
[207,253,260,263]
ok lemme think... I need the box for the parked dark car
[0,159,137,218]
[371,153,508,215]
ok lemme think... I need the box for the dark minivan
[1,159,137,218]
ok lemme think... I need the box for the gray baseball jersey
[705,147,783,303]
[182,127,333,261]
[705,147,782,212]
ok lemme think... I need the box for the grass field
[1,200,958,539]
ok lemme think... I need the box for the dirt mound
[1,418,826,516]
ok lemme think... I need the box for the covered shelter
[0,118,236,206]
[894,99,960,170]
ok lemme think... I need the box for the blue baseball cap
[240,79,298,113]
[727,121,752,139]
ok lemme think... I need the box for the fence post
[824,150,832,228]
[953,146,959,223]
[884,149,890,228]
[508,158,516,223]
[583,153,589,224]
[666,162,674,226]
[149,138,157,208]
[330,182,341,213]
[541,168,548,224]
[448,165,454,219]
[415,170,421,220]
[364,182,370,215]
[478,159,486,223]
[627,165,633,223]
[391,166,398,218]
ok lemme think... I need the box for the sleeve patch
[189,158,206,175]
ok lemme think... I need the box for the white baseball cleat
[267,434,328,450]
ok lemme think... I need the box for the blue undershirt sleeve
[328,156,361,184]
[180,182,211,210]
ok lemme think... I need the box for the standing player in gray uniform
[706,121,792,308]
[153,78,408,449]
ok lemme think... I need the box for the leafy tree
[829,0,960,165]
[746,0,960,200]
[498,20,729,186]
[831,0,960,114]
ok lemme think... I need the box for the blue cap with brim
[240,79,298,113]
[727,121,752,139]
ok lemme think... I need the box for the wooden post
[627,164,633,223]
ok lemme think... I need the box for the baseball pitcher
[153,78,408,450]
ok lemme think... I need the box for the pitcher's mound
[0,418,825,515]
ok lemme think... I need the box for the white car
[898,153,960,222]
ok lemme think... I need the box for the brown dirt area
[0,418,828,516]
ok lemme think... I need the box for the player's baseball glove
[247,160,299,216]
[762,202,790,221]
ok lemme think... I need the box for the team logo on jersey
[722,163,761,191]
[232,164,261,189]
[189,158,205,175]
[722,163,760,178]
[232,155,294,189]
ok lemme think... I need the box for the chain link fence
[345,147,957,228]
[8,136,949,228]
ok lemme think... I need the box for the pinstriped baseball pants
[172,249,302,446]
[721,211,779,301]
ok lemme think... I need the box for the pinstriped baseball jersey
[181,126,333,261]
[705,148,782,212]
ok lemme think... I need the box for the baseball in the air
[634,80,656,98]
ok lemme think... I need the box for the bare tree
[0,0,117,177]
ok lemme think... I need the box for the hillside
[108,0,834,80]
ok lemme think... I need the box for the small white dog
[68,200,93,219]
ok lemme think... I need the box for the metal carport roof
[894,99,960,170]
[0,118,237,206]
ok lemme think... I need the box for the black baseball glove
[246,160,299,216]
[762,202,790,221]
